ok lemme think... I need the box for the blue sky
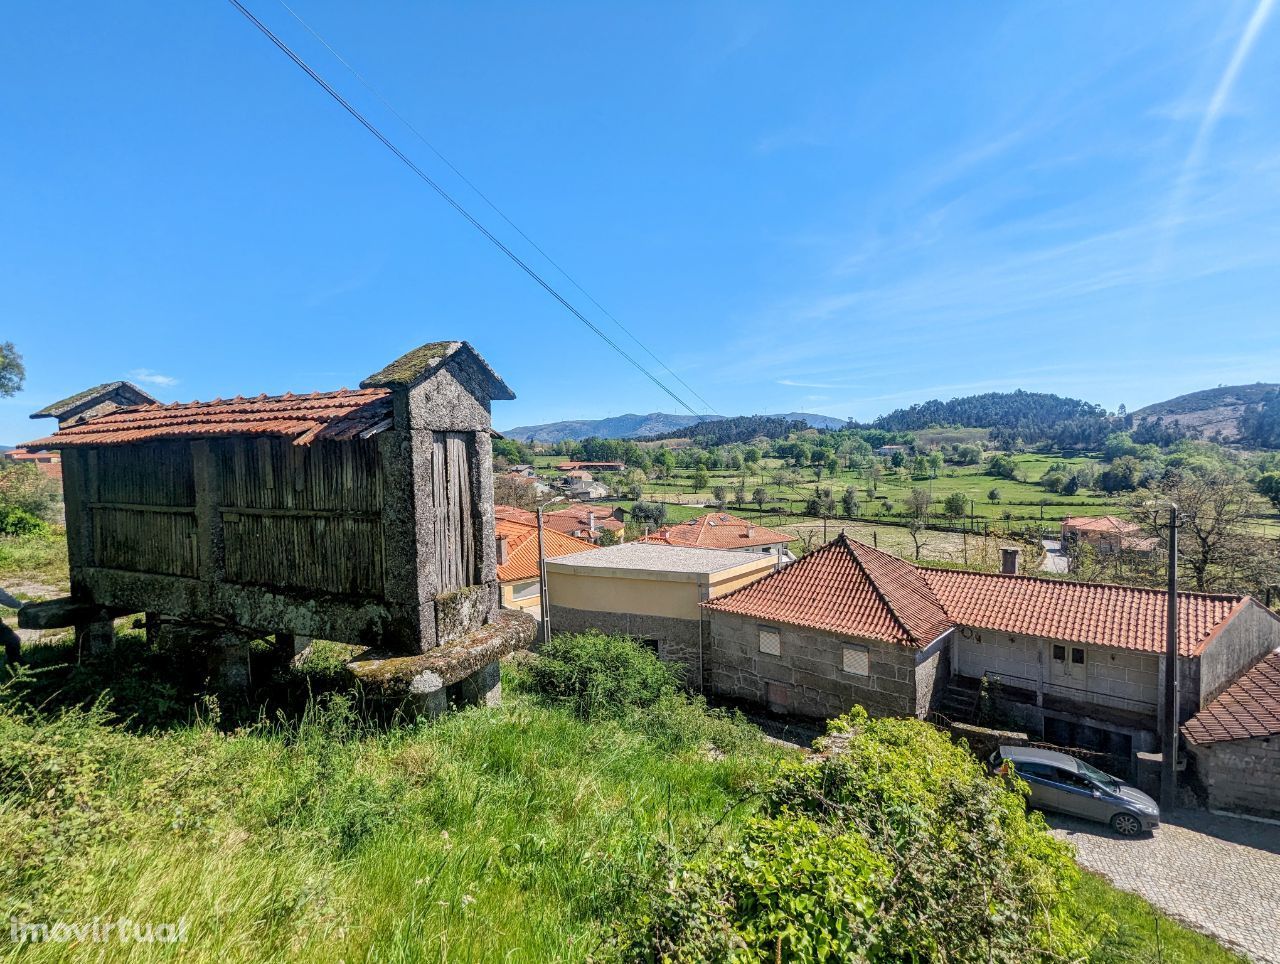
[2,1,1277,443]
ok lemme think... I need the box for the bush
[523,632,682,720]
[0,505,45,536]
[618,708,1091,962]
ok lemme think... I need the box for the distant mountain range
[1131,383,1279,443]
[502,411,847,443]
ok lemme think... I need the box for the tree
[631,500,668,528]
[1256,473,1280,511]
[986,454,1019,480]
[824,453,839,480]
[889,449,907,469]
[0,461,59,520]
[691,466,710,493]
[1131,470,1264,592]
[595,528,620,547]
[943,492,967,521]
[805,493,836,520]
[926,451,943,478]
[987,488,1002,504]
[866,463,882,493]
[734,484,746,505]
[904,488,932,560]
[712,485,728,509]
[840,487,859,520]
[911,455,929,478]
[492,474,538,511]
[752,486,768,510]
[0,342,24,397]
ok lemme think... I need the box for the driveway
[1049,809,1280,962]
[1040,538,1069,574]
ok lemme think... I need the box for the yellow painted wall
[547,555,774,620]
[500,579,541,611]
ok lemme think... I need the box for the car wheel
[1110,812,1142,837]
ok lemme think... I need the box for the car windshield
[1074,758,1121,791]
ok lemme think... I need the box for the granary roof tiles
[703,534,953,646]
[704,534,1254,656]
[1183,650,1280,745]
[639,512,792,550]
[495,518,596,582]
[24,388,393,448]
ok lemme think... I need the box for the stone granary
[19,341,536,714]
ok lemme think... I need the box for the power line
[274,0,719,417]
[226,0,706,418]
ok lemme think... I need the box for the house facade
[1061,515,1157,557]
[546,543,776,683]
[701,535,1280,767]
[1182,649,1280,818]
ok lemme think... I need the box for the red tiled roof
[23,389,392,448]
[703,534,953,646]
[639,512,791,550]
[494,504,538,525]
[920,567,1245,657]
[544,504,624,537]
[1184,649,1280,745]
[1061,515,1141,534]
[496,518,596,582]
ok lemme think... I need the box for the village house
[639,512,795,566]
[545,542,776,682]
[1061,515,1157,557]
[874,444,910,458]
[17,341,536,715]
[700,534,1280,769]
[556,460,625,473]
[495,516,595,613]
[566,479,610,501]
[2,447,63,482]
[494,502,626,545]
[1182,649,1280,819]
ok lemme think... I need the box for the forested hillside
[872,390,1110,447]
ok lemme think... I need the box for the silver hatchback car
[990,746,1160,836]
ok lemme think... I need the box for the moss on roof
[361,341,515,399]
[31,381,156,419]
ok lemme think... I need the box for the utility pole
[536,495,565,644]
[1162,504,1180,811]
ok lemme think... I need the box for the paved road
[1049,809,1280,962]
[1040,538,1070,574]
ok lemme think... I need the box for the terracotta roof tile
[920,567,1245,657]
[23,388,392,449]
[495,518,596,582]
[544,504,624,537]
[703,534,952,646]
[639,512,791,550]
[1184,649,1280,745]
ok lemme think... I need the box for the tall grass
[0,667,782,962]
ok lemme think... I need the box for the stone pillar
[449,660,502,708]
[76,618,115,656]
[408,669,449,718]
[208,635,251,692]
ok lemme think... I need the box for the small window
[512,580,540,600]
[1071,647,1085,665]
[1052,644,1066,662]
[843,644,870,676]
[758,625,781,656]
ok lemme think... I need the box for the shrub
[0,505,45,536]
[618,708,1091,962]
[523,632,681,720]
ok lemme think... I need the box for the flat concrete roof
[544,542,770,576]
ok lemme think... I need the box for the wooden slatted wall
[91,442,198,576]
[216,438,385,597]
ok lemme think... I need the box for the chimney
[588,511,596,533]
[1000,547,1021,575]
[747,524,755,537]
[496,535,510,566]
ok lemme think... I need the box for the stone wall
[1199,600,1280,707]
[1187,737,1280,819]
[704,610,928,719]
[548,603,705,686]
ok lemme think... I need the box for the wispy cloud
[127,368,179,387]
[1154,0,1276,271]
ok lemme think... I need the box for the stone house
[1061,515,1157,557]
[701,535,1280,763]
[18,341,536,714]
[1182,649,1280,818]
[638,512,795,566]
[545,543,776,683]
